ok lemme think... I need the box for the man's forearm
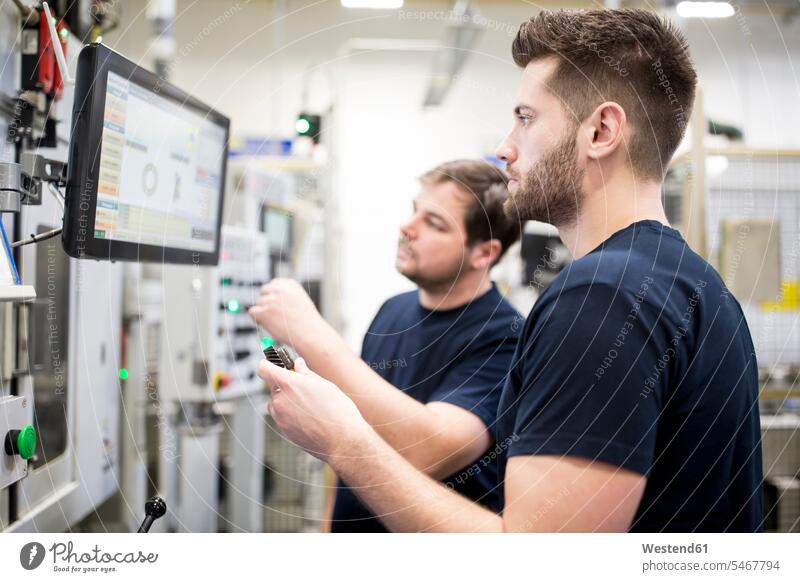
[295,324,424,423]
[331,425,503,532]
[296,325,460,466]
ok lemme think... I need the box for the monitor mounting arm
[0,153,66,213]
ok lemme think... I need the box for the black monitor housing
[63,43,230,265]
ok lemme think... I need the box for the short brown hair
[420,160,521,264]
[512,9,697,180]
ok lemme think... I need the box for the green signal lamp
[295,112,321,144]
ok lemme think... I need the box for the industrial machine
[2,2,334,534]
[1,3,230,532]
[1,2,123,532]
[156,225,270,532]
[224,156,333,532]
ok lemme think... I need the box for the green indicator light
[227,299,241,313]
[296,118,311,134]
[261,337,274,350]
[59,28,69,39]
[118,368,129,381]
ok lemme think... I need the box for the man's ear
[470,239,503,270]
[583,101,627,163]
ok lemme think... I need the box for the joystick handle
[137,496,167,533]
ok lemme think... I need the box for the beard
[395,242,467,292]
[505,131,585,227]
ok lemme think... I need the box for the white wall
[103,1,800,348]
[682,11,800,149]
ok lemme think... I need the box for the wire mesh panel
[691,152,800,367]
[682,151,800,532]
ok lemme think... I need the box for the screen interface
[94,71,226,253]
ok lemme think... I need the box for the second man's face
[396,181,472,290]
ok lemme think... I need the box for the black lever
[137,496,167,533]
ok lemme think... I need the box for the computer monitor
[62,44,230,265]
[260,205,292,257]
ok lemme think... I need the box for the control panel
[213,226,270,400]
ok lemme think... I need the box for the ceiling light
[341,0,404,9]
[676,1,735,18]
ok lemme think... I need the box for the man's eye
[518,115,532,127]
[427,218,444,230]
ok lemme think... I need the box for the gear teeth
[263,345,295,370]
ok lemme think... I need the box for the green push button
[16,425,36,460]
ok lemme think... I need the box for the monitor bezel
[63,43,230,265]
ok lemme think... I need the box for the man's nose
[400,217,417,240]
[495,134,517,164]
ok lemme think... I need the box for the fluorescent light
[341,0,404,9]
[676,1,735,18]
[706,155,730,178]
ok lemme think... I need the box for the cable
[48,182,65,210]
[10,183,65,248]
[10,227,62,248]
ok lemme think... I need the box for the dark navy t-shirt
[332,284,521,532]
[496,220,763,532]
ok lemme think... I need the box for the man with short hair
[260,9,763,532]
[250,159,521,532]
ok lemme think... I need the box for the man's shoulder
[538,251,633,304]
[369,290,420,325]
[482,288,523,326]
[526,229,734,344]
[381,290,419,311]
[461,287,522,344]
[540,227,686,299]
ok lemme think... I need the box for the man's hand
[249,279,330,349]
[258,359,646,533]
[258,357,372,462]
